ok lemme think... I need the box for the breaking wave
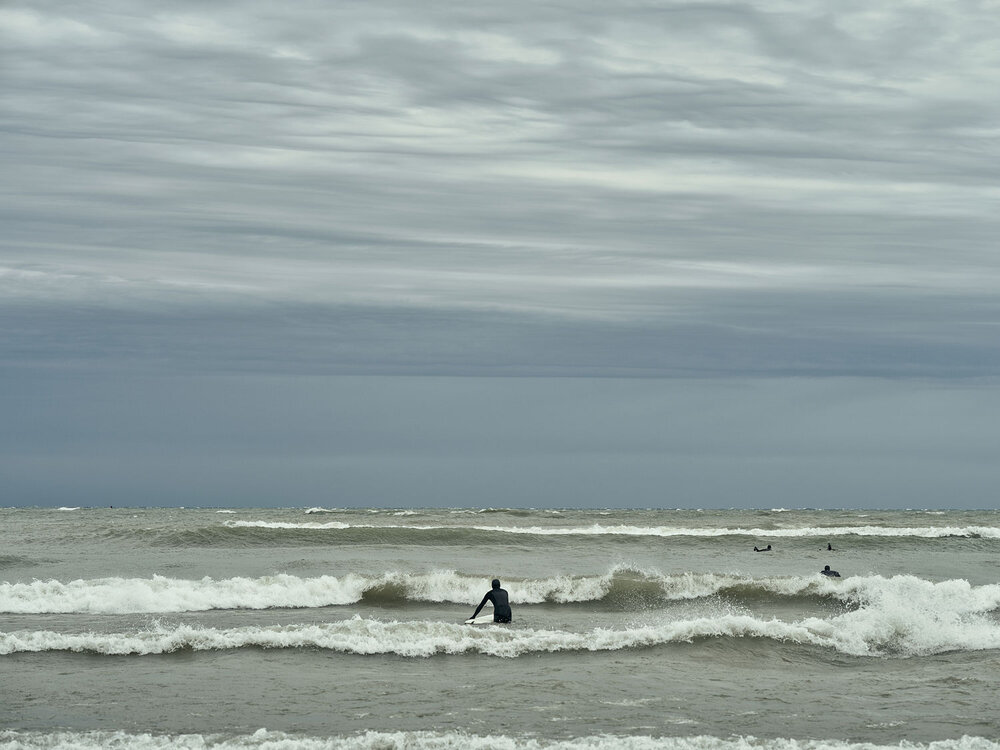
[121,519,1000,549]
[5,571,1000,658]
[4,569,1000,619]
[224,520,1000,539]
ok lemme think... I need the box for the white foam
[0,616,798,657]
[0,570,532,614]
[807,575,1000,656]
[230,520,351,529]
[5,568,1000,623]
[224,520,1000,538]
[4,586,1000,657]
[0,574,375,614]
[1,730,999,750]
[0,566,821,614]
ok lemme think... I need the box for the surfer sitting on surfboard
[470,578,512,623]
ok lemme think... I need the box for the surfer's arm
[470,591,493,618]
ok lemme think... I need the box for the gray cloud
[4,0,1000,506]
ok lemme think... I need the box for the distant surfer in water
[753,544,772,552]
[821,565,841,577]
[827,543,834,551]
[470,578,512,623]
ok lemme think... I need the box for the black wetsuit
[821,568,841,577]
[473,587,512,623]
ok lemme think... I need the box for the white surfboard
[464,611,495,625]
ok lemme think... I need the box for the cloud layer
[4,2,1000,507]
[4,0,1000,377]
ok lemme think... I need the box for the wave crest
[4,570,999,619]
[0,567,848,614]
[223,520,1000,539]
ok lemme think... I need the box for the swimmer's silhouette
[470,578,512,623]
[821,565,841,577]
[753,544,772,552]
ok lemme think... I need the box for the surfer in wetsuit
[821,565,841,577]
[470,578,512,623]
[753,544,772,552]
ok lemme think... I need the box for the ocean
[2,507,999,750]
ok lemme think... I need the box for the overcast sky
[3,0,1000,508]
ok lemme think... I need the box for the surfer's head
[492,579,501,589]
[824,565,831,571]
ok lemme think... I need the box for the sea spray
[807,575,1000,656]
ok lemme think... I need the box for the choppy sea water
[2,507,1000,750]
